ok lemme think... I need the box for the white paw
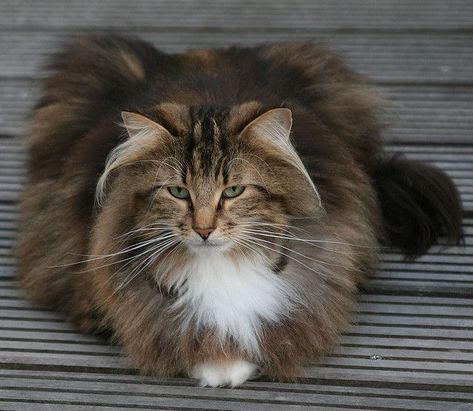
[190,360,259,387]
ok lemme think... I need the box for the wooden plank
[0,369,472,411]
[332,346,473,362]
[306,367,473,388]
[0,405,161,411]
[346,325,473,339]
[321,357,473,374]
[364,281,473,297]
[385,145,473,153]
[0,340,119,355]
[357,302,473,316]
[0,389,325,411]
[0,378,472,411]
[352,314,473,328]
[343,335,473,351]
[1,367,472,398]
[0,0,472,30]
[358,294,473,305]
[0,329,109,344]
[1,346,472,391]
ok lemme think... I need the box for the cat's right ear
[95,112,172,206]
[239,108,323,211]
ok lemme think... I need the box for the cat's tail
[374,154,464,258]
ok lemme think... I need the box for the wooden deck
[1,1,472,409]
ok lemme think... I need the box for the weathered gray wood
[347,325,473,339]
[357,302,473,316]
[0,405,164,411]
[2,368,473,399]
[358,294,473,305]
[0,389,328,411]
[305,367,473,388]
[344,335,473,351]
[0,329,109,344]
[0,340,120,354]
[0,380,472,411]
[1,378,472,411]
[0,0,472,30]
[332,346,473,362]
[353,314,473,328]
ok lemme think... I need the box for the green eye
[222,185,245,199]
[168,186,190,199]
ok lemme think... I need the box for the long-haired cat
[16,35,463,387]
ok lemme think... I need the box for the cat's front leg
[190,360,260,387]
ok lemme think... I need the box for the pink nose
[193,226,215,240]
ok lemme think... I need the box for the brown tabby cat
[16,35,463,387]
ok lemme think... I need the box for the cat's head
[95,102,322,268]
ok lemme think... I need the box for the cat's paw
[190,360,259,387]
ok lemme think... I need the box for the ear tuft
[241,108,293,142]
[268,107,293,136]
[240,107,323,212]
[121,111,170,139]
[95,112,171,206]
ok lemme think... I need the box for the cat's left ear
[95,112,172,206]
[121,111,172,141]
[240,108,293,144]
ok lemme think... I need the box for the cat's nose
[193,226,215,241]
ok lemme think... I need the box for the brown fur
[16,35,463,381]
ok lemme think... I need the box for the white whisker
[114,238,178,293]
[239,228,353,255]
[238,221,377,249]
[238,234,335,278]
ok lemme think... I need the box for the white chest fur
[167,252,294,353]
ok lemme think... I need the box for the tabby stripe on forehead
[214,156,224,181]
[222,165,229,184]
[201,115,216,144]
[211,117,221,144]
[200,114,218,173]
[184,116,198,177]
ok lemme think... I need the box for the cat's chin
[187,240,233,254]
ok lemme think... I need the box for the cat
[15,35,463,387]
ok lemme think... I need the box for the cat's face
[149,156,286,254]
[96,102,321,269]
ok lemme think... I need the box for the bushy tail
[374,155,464,258]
